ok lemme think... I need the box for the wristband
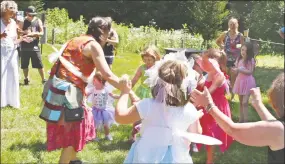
[205,102,215,113]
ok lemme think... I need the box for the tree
[189,1,229,40]
[15,0,44,14]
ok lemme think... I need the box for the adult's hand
[119,74,132,94]
[250,87,262,107]
[190,86,214,108]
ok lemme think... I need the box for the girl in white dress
[1,1,22,108]
[115,51,222,163]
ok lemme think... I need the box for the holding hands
[119,74,140,104]
[119,74,132,94]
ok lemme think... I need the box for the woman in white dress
[1,1,22,108]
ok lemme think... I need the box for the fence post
[52,28,55,45]
[181,37,184,48]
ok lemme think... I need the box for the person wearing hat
[20,6,46,85]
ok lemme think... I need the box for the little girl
[131,45,161,98]
[129,45,161,142]
[194,49,234,164]
[232,42,256,123]
[115,51,222,163]
[85,72,119,141]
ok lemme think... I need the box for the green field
[1,44,284,163]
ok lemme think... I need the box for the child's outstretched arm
[108,93,120,99]
[115,77,141,124]
[131,66,143,88]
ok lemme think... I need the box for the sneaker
[24,78,30,85]
[105,134,113,141]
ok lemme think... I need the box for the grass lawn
[1,44,284,163]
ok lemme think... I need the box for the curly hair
[1,1,17,14]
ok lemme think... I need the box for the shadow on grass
[9,141,46,153]
[96,140,131,152]
[96,125,132,152]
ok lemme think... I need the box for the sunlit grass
[1,44,283,163]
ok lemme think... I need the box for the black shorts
[21,51,43,69]
[105,56,114,65]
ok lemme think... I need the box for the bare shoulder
[214,72,225,86]
[82,40,101,58]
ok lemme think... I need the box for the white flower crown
[143,50,198,102]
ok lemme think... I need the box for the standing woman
[216,18,244,100]
[44,16,130,164]
[103,17,119,69]
[1,1,22,109]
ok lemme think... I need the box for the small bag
[40,61,84,122]
[64,106,84,122]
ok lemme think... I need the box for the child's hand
[197,110,204,119]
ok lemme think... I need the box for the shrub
[45,8,87,44]
[45,8,205,54]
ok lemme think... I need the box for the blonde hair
[228,17,239,30]
[268,73,284,118]
[141,45,161,61]
[151,60,189,106]
[204,48,227,73]
[1,1,17,14]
